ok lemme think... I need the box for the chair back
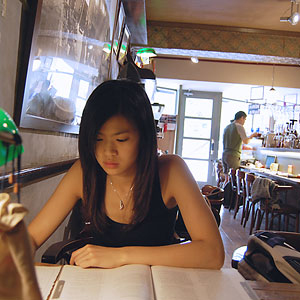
[229,168,237,191]
[236,169,245,196]
[245,173,255,200]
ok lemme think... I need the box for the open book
[35,264,255,300]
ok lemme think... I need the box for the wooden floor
[219,206,252,268]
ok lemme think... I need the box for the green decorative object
[0,108,24,167]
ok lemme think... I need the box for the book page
[151,266,253,300]
[49,264,154,300]
[35,266,63,300]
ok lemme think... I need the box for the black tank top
[79,172,178,247]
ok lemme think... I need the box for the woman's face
[95,115,140,177]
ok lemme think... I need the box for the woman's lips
[103,161,119,168]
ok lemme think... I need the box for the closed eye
[117,138,129,142]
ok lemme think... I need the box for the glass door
[176,88,222,186]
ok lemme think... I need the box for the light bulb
[191,57,199,63]
[290,12,300,25]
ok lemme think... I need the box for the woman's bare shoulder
[158,154,186,172]
[69,158,82,172]
[61,159,83,197]
[158,154,188,193]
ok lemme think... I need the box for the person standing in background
[222,111,258,185]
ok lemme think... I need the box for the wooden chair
[243,173,258,234]
[233,169,246,224]
[244,173,300,235]
[256,186,300,233]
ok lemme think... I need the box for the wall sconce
[280,0,300,25]
[136,48,157,65]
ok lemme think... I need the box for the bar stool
[233,169,246,224]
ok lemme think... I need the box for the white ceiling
[145,0,300,102]
[146,0,300,33]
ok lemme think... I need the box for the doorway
[176,88,222,186]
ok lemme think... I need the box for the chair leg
[278,214,282,231]
[249,203,257,235]
[240,194,246,225]
[229,190,236,212]
[269,211,278,230]
[296,213,300,233]
[285,215,289,231]
[243,201,251,228]
[269,212,275,230]
[264,207,269,231]
[255,210,264,231]
[233,193,240,219]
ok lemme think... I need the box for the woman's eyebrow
[97,130,130,136]
[113,130,130,136]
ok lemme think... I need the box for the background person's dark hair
[79,80,158,232]
[234,111,247,121]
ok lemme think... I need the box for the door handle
[211,139,215,155]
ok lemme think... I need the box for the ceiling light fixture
[280,0,300,25]
[191,57,199,63]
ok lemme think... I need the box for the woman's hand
[69,244,125,268]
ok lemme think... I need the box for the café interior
[1,0,300,298]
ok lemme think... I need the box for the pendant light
[270,65,275,92]
[268,65,277,104]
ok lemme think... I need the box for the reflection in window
[75,80,90,125]
[78,80,89,99]
[25,56,95,125]
[50,58,74,74]
[48,73,73,99]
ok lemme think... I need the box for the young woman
[28,80,224,269]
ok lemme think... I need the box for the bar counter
[252,147,300,175]
[240,165,300,186]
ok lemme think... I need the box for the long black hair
[79,80,158,231]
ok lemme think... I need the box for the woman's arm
[70,155,224,269]
[28,159,83,250]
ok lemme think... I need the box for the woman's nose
[103,141,117,155]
